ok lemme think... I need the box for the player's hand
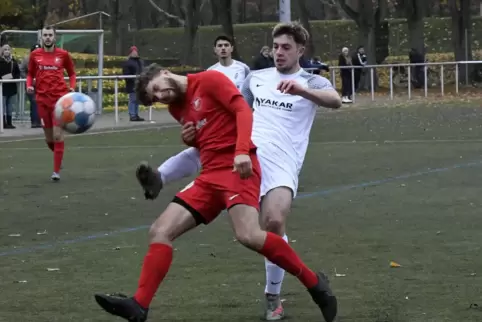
[69,88,75,92]
[233,154,253,179]
[277,80,304,96]
[181,122,196,145]
[27,86,34,94]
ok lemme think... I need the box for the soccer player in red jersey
[93,66,337,322]
[26,26,76,181]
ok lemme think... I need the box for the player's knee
[233,225,265,249]
[148,222,173,243]
[234,230,257,248]
[53,134,64,142]
[262,209,287,234]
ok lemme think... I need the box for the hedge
[61,16,482,67]
[11,48,180,69]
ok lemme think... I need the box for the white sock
[264,234,288,295]
[158,147,201,185]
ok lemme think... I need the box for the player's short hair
[272,22,309,46]
[135,63,163,106]
[214,35,233,47]
[42,25,56,34]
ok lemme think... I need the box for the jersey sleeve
[26,52,37,88]
[63,52,76,89]
[243,63,250,78]
[308,75,335,91]
[240,73,254,106]
[204,70,253,155]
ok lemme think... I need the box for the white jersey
[241,67,335,186]
[207,60,250,89]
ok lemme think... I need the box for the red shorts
[37,94,67,129]
[37,104,57,129]
[174,152,261,225]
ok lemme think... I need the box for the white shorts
[257,142,299,198]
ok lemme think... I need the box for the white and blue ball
[54,92,96,134]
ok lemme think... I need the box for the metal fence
[1,61,482,133]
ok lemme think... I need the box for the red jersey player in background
[27,26,76,181]
[93,66,337,322]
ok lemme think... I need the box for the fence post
[389,67,393,100]
[407,65,411,100]
[114,78,119,125]
[424,65,428,97]
[0,82,3,133]
[18,83,25,122]
[440,64,444,96]
[370,68,375,101]
[455,63,459,94]
[351,67,356,103]
[330,68,336,87]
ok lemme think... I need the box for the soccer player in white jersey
[135,23,341,322]
[207,35,250,89]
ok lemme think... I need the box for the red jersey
[26,47,76,103]
[169,70,256,171]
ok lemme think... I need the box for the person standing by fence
[352,46,367,92]
[123,46,145,122]
[20,44,42,128]
[338,47,353,104]
[0,44,20,129]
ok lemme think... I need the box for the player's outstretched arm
[26,52,37,89]
[64,52,76,90]
[302,75,342,109]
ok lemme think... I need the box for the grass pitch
[2,102,482,321]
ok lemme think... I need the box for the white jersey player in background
[207,35,250,89]
[137,23,341,322]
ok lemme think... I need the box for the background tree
[296,0,316,57]
[399,0,426,54]
[449,0,472,82]
[216,0,241,60]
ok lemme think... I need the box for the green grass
[2,102,482,321]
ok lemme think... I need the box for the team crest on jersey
[192,97,202,111]
[55,57,62,64]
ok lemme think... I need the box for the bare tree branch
[337,0,359,21]
[199,0,209,13]
[148,0,185,25]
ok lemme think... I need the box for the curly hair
[135,63,163,106]
[272,21,309,46]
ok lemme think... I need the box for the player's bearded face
[273,35,304,73]
[149,75,182,104]
[42,30,55,48]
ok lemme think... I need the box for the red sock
[134,243,173,308]
[53,142,64,173]
[47,142,54,152]
[260,232,318,289]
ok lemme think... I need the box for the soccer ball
[54,92,96,134]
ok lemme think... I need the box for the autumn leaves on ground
[1,102,482,321]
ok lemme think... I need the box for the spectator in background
[0,44,20,129]
[299,55,311,69]
[123,46,144,122]
[338,47,353,103]
[309,56,329,75]
[409,48,424,88]
[20,44,42,128]
[252,45,274,70]
[352,46,367,92]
